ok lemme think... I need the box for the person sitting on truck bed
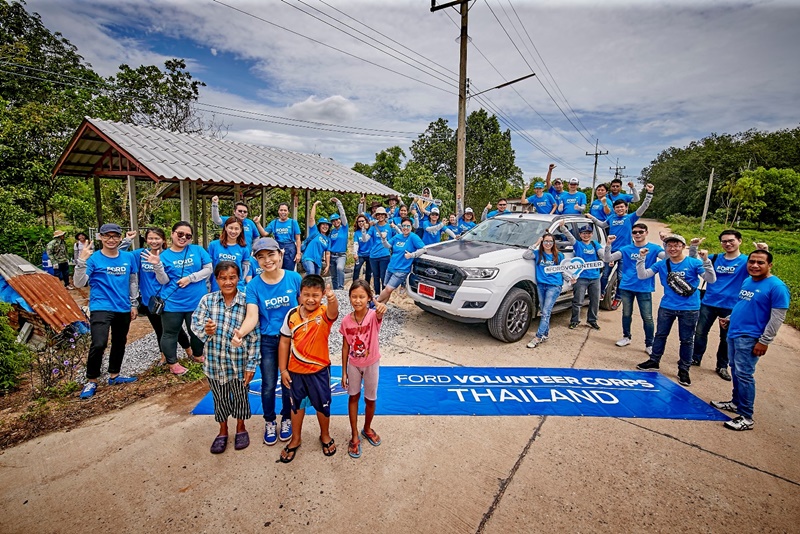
[520,181,558,214]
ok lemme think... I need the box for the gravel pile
[80,288,407,381]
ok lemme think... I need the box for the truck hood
[420,240,525,266]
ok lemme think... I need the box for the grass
[664,218,800,330]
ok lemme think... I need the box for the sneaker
[588,322,600,331]
[263,421,278,445]
[108,375,138,385]
[66,285,76,290]
[645,346,653,356]
[79,382,97,399]
[677,369,691,386]
[724,415,754,431]
[691,359,701,367]
[569,322,578,329]
[616,337,632,347]
[611,298,621,309]
[716,367,732,381]
[526,337,543,349]
[636,359,659,370]
[710,400,738,413]
[279,418,292,441]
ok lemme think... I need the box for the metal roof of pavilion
[52,117,401,197]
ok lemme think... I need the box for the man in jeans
[712,250,790,431]
[562,223,602,330]
[687,231,769,381]
[326,198,349,290]
[635,234,716,386]
[604,223,664,354]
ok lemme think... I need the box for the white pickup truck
[407,213,618,342]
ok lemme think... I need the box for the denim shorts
[383,270,408,289]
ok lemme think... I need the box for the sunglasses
[175,231,193,239]
[631,230,646,235]
[542,241,554,244]
[401,224,413,228]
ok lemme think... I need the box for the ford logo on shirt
[425,268,438,277]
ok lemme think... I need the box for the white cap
[464,207,474,214]
[569,177,579,185]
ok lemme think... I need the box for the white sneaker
[710,400,738,413]
[616,337,632,347]
[645,346,653,355]
[724,415,754,431]
[526,337,542,349]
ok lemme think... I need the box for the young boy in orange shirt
[277,274,339,463]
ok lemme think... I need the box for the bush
[0,303,32,393]
[31,324,89,398]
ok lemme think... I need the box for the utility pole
[431,0,469,202]
[610,158,626,180]
[700,167,715,230]
[586,140,608,203]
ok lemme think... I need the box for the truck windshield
[461,218,552,248]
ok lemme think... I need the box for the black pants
[138,304,191,351]
[161,311,204,365]
[54,261,70,287]
[87,311,131,379]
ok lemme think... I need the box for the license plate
[418,282,436,299]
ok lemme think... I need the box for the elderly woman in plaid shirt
[192,261,260,454]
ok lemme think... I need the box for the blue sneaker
[108,375,138,385]
[279,418,292,441]
[263,421,278,445]
[79,382,97,399]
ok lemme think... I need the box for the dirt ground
[1,219,798,533]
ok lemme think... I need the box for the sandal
[192,355,206,364]
[234,431,250,450]
[320,437,337,457]
[210,435,228,454]
[278,443,301,463]
[170,363,188,376]
[361,428,382,447]
[348,439,362,459]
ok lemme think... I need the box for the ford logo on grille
[424,268,438,277]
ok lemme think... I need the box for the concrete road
[1,220,798,533]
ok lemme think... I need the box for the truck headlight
[461,267,498,279]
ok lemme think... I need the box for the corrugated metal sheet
[56,118,401,196]
[0,255,86,333]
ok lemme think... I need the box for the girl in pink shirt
[340,280,387,459]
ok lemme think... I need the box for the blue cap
[252,237,281,254]
[317,217,330,226]
[99,223,122,235]
[329,214,340,221]
[579,225,593,233]
[533,182,545,188]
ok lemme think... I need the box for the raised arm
[332,197,348,227]
[456,195,464,219]
[586,213,609,229]
[481,203,491,222]
[635,184,654,216]
[308,200,321,228]
[628,181,641,203]
[211,196,223,226]
[697,250,717,284]
[545,163,555,189]
[636,249,657,279]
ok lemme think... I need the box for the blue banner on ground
[192,366,728,421]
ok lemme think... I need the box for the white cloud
[285,95,358,123]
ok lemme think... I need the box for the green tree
[353,146,405,189]
[747,167,800,228]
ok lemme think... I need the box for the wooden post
[305,189,311,237]
[261,185,267,221]
[126,175,140,249]
[700,168,715,230]
[93,175,103,230]
[234,184,241,203]
[201,195,208,248]
[291,188,299,222]
[180,180,191,223]
[454,0,468,205]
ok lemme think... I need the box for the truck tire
[488,288,534,343]
[600,268,620,311]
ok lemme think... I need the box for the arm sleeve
[335,199,348,227]
[241,259,250,280]
[444,228,456,239]
[189,262,214,283]
[211,202,223,227]
[636,257,656,279]
[688,245,698,258]
[426,222,445,233]
[563,231,576,245]
[604,245,622,262]
[153,261,169,284]
[700,259,716,283]
[119,238,132,252]
[759,308,788,345]
[408,247,427,259]
[481,206,489,222]
[129,273,139,308]
[412,210,419,230]
[73,258,88,287]
[635,193,653,216]
[456,198,464,219]
[586,214,608,229]
[631,187,641,203]
[381,234,392,251]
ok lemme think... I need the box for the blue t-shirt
[533,250,565,287]
[328,223,349,253]
[457,218,476,234]
[160,245,212,313]
[368,224,393,259]
[245,270,302,336]
[486,209,511,219]
[618,243,663,292]
[444,224,460,240]
[132,248,162,302]
[590,199,609,221]
[559,191,587,215]
[421,220,445,245]
[728,276,791,339]
[701,254,749,310]
[387,233,425,273]
[547,186,562,200]
[265,218,300,245]
[607,191,634,205]
[527,193,557,214]
[85,250,138,313]
[353,229,371,257]
[572,240,603,279]
[606,212,640,252]
[207,240,250,292]
[220,216,261,250]
[650,256,705,310]
[301,231,330,267]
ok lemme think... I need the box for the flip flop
[361,428,381,447]
[192,355,206,364]
[210,435,228,454]
[234,431,250,450]
[320,437,337,457]
[278,444,301,463]
[348,440,362,459]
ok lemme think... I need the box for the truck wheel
[488,288,534,343]
[600,269,620,311]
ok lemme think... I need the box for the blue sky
[26,0,800,186]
